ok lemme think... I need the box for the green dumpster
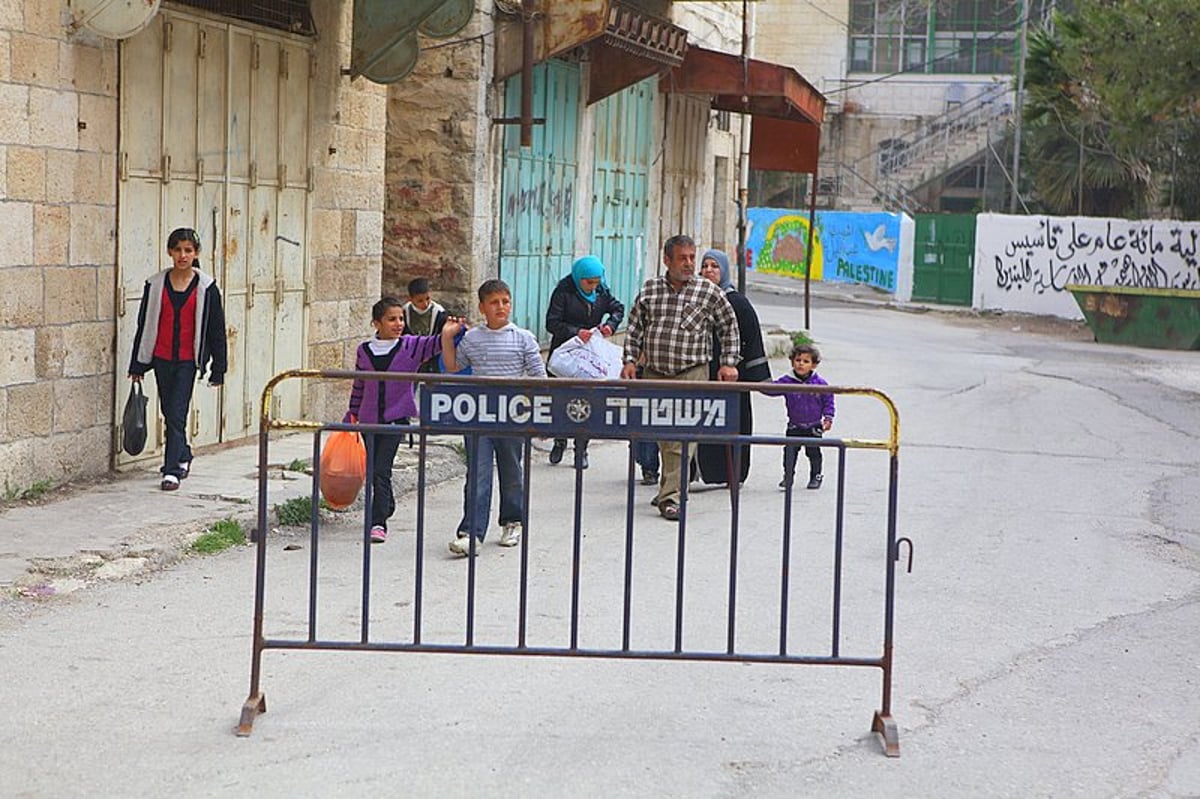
[1066,284,1200,350]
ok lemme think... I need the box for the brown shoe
[659,499,680,521]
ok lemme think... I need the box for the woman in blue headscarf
[544,255,625,468]
[695,247,770,484]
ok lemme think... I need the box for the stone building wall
[302,2,389,422]
[0,1,387,490]
[0,2,119,494]
[380,8,494,318]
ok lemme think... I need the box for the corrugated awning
[661,46,826,173]
[494,0,688,104]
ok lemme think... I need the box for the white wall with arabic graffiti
[974,213,1200,319]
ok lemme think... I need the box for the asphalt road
[3,290,1198,797]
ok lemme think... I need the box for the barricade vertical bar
[518,438,531,648]
[570,440,584,650]
[872,450,902,756]
[359,430,374,644]
[725,444,740,655]
[308,430,321,643]
[831,445,847,657]
[779,472,794,656]
[413,430,427,645]
[674,438,688,653]
[237,397,273,735]
[622,444,637,651]
[464,433,478,646]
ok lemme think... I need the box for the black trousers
[782,424,823,481]
[153,358,197,478]
[367,422,405,530]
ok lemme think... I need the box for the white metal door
[660,94,708,243]
[115,9,312,466]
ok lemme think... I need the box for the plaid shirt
[623,275,740,375]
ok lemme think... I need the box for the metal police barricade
[237,369,911,756]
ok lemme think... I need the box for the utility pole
[1008,0,1029,213]
[735,0,753,293]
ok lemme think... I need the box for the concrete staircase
[833,84,1013,213]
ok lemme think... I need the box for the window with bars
[174,0,316,35]
[849,0,1048,75]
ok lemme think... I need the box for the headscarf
[571,255,606,303]
[702,248,733,291]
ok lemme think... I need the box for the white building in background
[754,0,1054,214]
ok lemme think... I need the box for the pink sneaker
[369,525,387,544]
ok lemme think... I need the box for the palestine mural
[747,208,903,292]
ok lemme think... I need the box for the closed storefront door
[115,9,312,466]
[660,94,708,244]
[499,60,582,342]
[590,78,653,313]
[912,213,975,306]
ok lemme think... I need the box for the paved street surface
[2,281,1199,797]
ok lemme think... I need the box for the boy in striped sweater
[440,279,547,556]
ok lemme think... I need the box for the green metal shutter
[499,60,582,341]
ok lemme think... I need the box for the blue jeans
[457,435,525,541]
[153,358,196,478]
[634,440,659,474]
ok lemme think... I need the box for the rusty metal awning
[495,0,688,104]
[662,46,826,173]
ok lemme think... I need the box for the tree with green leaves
[1020,0,1200,219]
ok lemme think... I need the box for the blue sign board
[420,383,739,438]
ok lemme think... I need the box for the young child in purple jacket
[346,297,463,543]
[773,343,835,490]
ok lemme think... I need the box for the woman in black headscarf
[695,248,770,484]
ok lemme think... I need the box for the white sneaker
[499,522,522,548]
[448,533,478,557]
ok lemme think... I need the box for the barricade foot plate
[872,710,900,757]
[236,692,267,737]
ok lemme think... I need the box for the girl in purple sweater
[346,297,463,543]
[773,343,835,490]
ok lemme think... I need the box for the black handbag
[122,381,149,456]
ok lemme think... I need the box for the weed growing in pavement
[275,496,316,526]
[451,441,467,462]
[790,330,813,348]
[3,479,55,503]
[192,518,246,554]
[285,458,310,472]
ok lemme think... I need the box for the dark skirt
[694,391,753,485]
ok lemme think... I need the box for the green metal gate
[499,60,582,342]
[590,78,654,315]
[912,214,976,306]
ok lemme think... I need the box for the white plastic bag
[548,329,623,380]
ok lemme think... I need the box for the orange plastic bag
[320,425,367,510]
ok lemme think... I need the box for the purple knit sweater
[772,371,835,428]
[345,335,443,424]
